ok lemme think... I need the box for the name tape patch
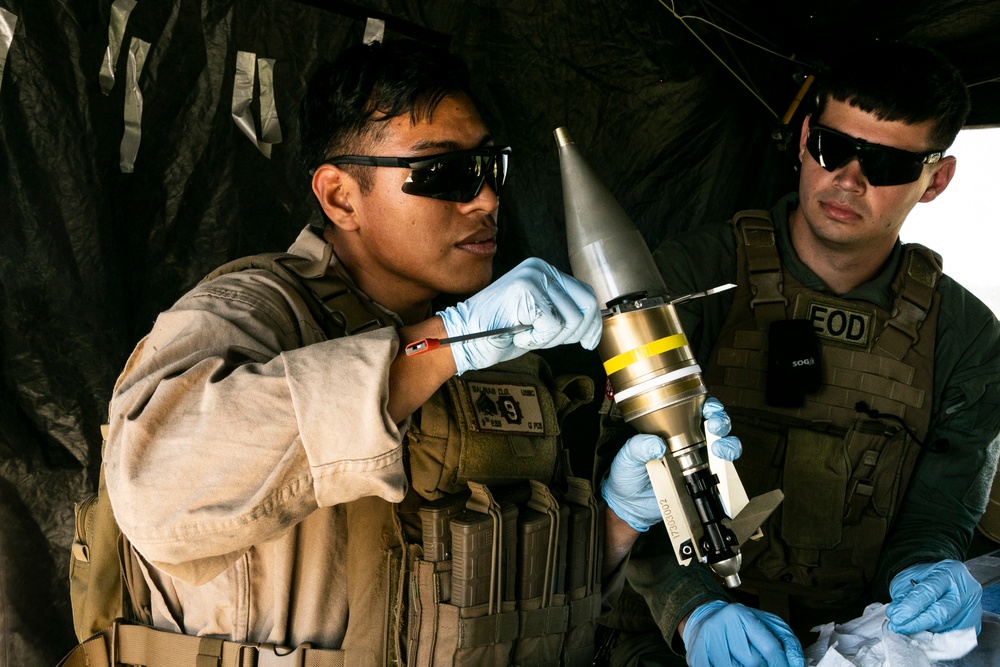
[467,382,545,434]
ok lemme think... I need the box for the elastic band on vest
[603,334,689,376]
[612,365,702,403]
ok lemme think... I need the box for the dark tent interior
[1,1,998,663]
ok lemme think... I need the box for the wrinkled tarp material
[1,1,999,664]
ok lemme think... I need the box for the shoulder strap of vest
[731,210,788,324]
[872,244,943,361]
[200,245,394,339]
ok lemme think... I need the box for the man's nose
[463,179,500,214]
[833,157,868,192]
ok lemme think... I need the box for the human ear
[797,114,811,163]
[918,156,957,203]
[311,165,358,231]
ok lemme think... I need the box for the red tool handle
[404,338,442,356]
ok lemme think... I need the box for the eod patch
[794,295,876,348]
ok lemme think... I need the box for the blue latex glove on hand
[887,560,982,635]
[602,399,742,532]
[601,434,666,532]
[438,257,602,375]
[703,396,742,461]
[682,600,806,667]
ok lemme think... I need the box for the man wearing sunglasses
[603,39,1000,667]
[87,38,742,666]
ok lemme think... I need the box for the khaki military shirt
[105,226,408,648]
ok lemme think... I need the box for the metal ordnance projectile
[555,127,665,310]
[554,127,782,587]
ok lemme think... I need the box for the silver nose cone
[554,126,667,308]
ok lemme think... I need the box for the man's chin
[437,269,493,300]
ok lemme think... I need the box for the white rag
[804,603,978,666]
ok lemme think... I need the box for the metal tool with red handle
[404,324,534,356]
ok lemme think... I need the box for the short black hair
[813,40,970,150]
[298,39,474,189]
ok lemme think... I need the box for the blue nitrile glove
[703,396,742,462]
[437,257,602,375]
[886,560,982,635]
[682,600,806,667]
[601,434,666,532]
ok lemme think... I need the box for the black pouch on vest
[766,319,822,408]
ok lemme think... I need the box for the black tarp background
[1,1,998,664]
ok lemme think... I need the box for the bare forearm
[602,507,641,579]
[387,317,458,423]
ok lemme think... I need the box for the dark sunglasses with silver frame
[314,145,512,203]
[805,119,944,187]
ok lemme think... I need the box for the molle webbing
[711,210,941,440]
[201,245,394,338]
[736,210,788,324]
[406,478,602,666]
[875,246,942,362]
[735,209,942,354]
[57,620,353,667]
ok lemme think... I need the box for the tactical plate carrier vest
[703,211,942,609]
[63,247,601,667]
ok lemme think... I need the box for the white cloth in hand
[805,602,977,666]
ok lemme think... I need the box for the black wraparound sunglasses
[314,145,511,203]
[806,121,944,187]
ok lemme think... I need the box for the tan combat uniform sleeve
[104,270,408,583]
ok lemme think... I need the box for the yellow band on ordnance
[603,333,689,376]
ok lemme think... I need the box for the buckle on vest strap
[238,642,312,667]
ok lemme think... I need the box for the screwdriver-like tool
[668,283,737,306]
[404,324,533,356]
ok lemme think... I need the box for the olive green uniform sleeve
[621,529,733,650]
[873,276,1000,598]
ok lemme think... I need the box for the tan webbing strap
[270,250,392,336]
[59,622,348,667]
[733,211,788,324]
[437,605,520,648]
[528,480,561,607]
[564,477,599,597]
[873,246,942,361]
[202,249,393,341]
[196,636,224,667]
[466,482,505,614]
[277,248,387,335]
[519,605,570,638]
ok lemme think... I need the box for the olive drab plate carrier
[702,211,942,611]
